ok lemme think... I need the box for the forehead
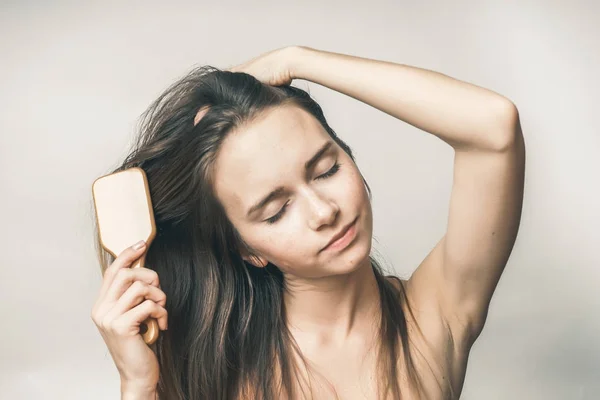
[213,104,331,215]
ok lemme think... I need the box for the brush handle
[131,256,160,345]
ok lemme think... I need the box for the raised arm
[291,46,526,344]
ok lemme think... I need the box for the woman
[91,46,526,399]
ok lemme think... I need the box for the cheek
[342,164,368,204]
[249,215,321,269]
[244,227,305,261]
[248,234,310,271]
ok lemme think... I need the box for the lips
[321,217,358,251]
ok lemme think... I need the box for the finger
[95,267,160,319]
[93,267,159,323]
[102,267,160,306]
[98,241,147,299]
[227,63,249,74]
[108,281,167,322]
[111,300,169,336]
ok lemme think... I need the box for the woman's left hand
[226,46,302,87]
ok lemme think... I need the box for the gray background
[1,0,598,398]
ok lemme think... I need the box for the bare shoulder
[385,254,472,396]
[399,239,482,352]
[385,270,459,356]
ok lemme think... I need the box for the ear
[238,241,268,268]
[242,253,268,268]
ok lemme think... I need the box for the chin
[328,224,372,275]
[350,235,373,271]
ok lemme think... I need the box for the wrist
[287,45,317,81]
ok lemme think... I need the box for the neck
[283,257,381,346]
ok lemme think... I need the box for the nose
[303,187,339,230]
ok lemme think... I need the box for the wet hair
[93,66,433,399]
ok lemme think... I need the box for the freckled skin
[213,104,373,279]
[212,104,398,399]
[211,104,468,399]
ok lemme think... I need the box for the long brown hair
[93,66,429,399]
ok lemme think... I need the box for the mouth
[320,216,358,253]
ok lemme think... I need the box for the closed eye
[315,162,341,180]
[265,201,289,224]
[265,162,342,224]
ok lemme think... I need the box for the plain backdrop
[1,1,598,399]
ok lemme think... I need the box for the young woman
[91,46,525,399]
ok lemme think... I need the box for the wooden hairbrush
[92,167,160,345]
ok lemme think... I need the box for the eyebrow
[246,141,334,218]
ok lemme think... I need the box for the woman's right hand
[91,240,168,392]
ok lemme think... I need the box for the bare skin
[94,47,523,400]
[224,47,525,399]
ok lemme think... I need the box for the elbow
[492,99,523,152]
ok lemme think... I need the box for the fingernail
[133,240,146,250]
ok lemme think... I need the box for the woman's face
[212,104,373,279]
